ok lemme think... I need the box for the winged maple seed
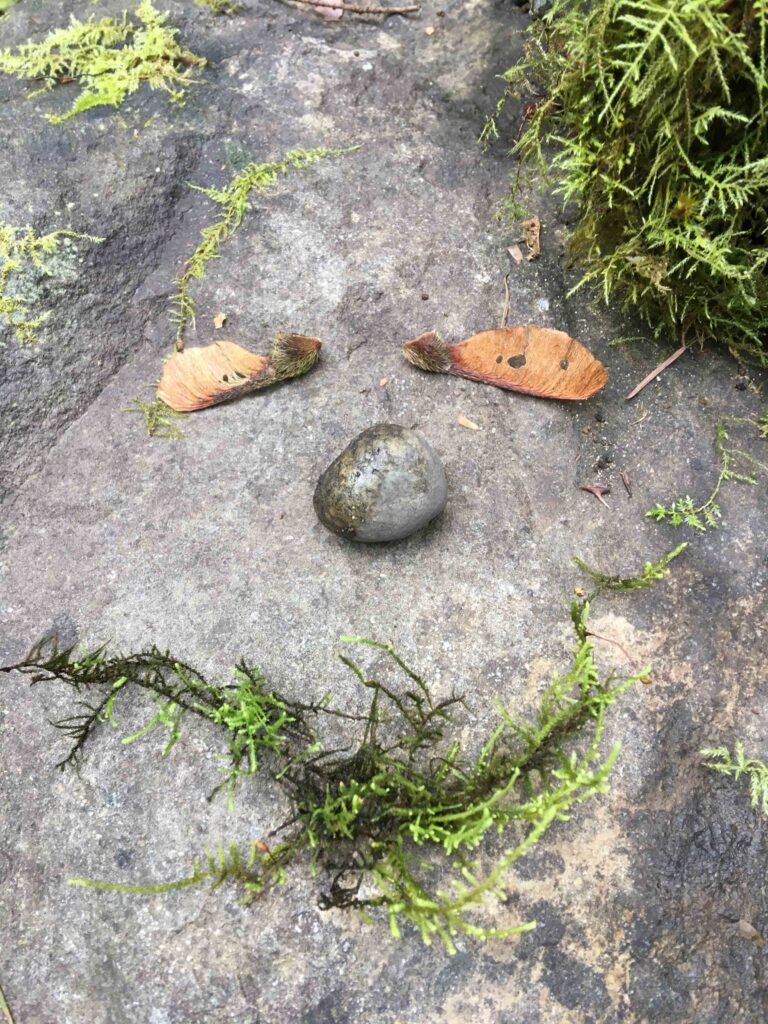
[157,333,321,412]
[402,326,607,400]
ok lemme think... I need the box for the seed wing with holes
[157,341,273,412]
[402,326,607,400]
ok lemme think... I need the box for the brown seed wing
[450,327,607,400]
[157,341,271,412]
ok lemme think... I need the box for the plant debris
[625,343,688,401]
[126,396,186,438]
[520,216,540,260]
[0,1,205,124]
[0,224,103,344]
[195,0,244,13]
[213,312,227,329]
[0,547,684,952]
[647,416,767,531]
[580,484,610,507]
[701,742,768,818]
[507,243,524,265]
[620,470,632,498]
[403,325,607,400]
[457,414,480,430]
[157,334,321,412]
[282,0,419,17]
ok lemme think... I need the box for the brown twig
[585,630,641,671]
[284,0,420,14]
[501,273,510,328]
[625,343,688,400]
[620,470,632,498]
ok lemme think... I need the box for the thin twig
[625,343,688,401]
[585,630,642,671]
[620,470,632,498]
[501,273,510,328]
[0,981,14,1024]
[284,0,420,14]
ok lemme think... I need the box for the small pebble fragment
[314,424,447,542]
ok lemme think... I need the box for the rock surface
[0,2,767,1024]
[314,423,447,541]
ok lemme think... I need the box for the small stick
[625,343,688,401]
[0,982,14,1024]
[585,630,643,673]
[284,0,420,14]
[620,470,633,498]
[501,273,510,328]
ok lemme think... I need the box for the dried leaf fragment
[157,333,321,412]
[508,243,524,265]
[521,216,541,260]
[213,312,227,329]
[737,920,765,946]
[457,414,480,430]
[580,484,611,507]
[402,325,607,401]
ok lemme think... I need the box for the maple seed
[157,333,321,412]
[580,484,611,507]
[402,326,607,400]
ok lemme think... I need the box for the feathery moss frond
[1,550,679,952]
[171,146,358,350]
[488,0,768,366]
[702,742,768,817]
[0,1,205,123]
[195,0,244,13]
[0,224,103,344]
[572,542,687,602]
[125,396,186,439]
[646,416,767,530]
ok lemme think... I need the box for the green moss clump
[0,0,205,123]
[125,396,186,439]
[646,416,767,530]
[702,742,768,817]
[0,0,21,15]
[1,547,684,952]
[486,0,768,367]
[195,0,244,13]
[0,223,103,344]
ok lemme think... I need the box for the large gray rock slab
[1,2,767,1023]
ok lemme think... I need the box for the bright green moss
[0,1,205,123]
[0,223,103,343]
[1,546,685,952]
[486,0,768,367]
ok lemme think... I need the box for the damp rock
[313,424,448,542]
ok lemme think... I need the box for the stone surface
[314,423,448,541]
[0,2,767,1024]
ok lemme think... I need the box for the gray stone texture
[0,1,766,1023]
[313,423,448,541]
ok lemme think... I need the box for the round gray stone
[313,424,448,543]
